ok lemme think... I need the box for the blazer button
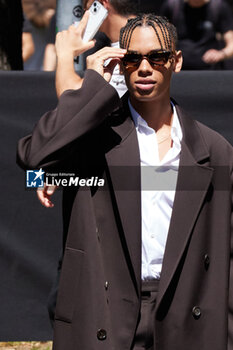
[204,254,210,270]
[96,227,100,241]
[192,306,201,319]
[97,329,107,340]
[105,281,109,290]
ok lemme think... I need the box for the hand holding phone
[56,11,96,60]
[82,1,108,43]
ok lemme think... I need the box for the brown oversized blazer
[17,70,233,350]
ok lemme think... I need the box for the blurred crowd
[1,0,233,71]
[22,0,56,71]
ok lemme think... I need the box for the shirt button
[97,329,107,340]
[192,306,201,319]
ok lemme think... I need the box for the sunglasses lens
[122,53,142,67]
[149,51,171,65]
[122,51,172,68]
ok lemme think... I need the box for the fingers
[83,39,96,52]
[104,58,121,74]
[95,46,127,59]
[86,46,126,81]
[103,58,122,83]
[37,185,57,208]
[202,49,224,64]
[56,18,96,59]
[87,47,126,67]
[46,185,57,196]
[77,10,90,35]
[68,10,89,37]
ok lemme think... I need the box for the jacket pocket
[54,247,84,323]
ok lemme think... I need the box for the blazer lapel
[104,100,213,304]
[156,106,214,311]
[105,96,141,296]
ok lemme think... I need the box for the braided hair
[119,14,177,52]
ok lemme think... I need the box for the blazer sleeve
[17,69,120,170]
[228,164,233,350]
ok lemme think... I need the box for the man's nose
[138,57,153,73]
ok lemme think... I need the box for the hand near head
[37,185,57,208]
[86,46,126,82]
[55,11,96,60]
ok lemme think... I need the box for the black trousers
[132,280,159,350]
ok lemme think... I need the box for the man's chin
[132,90,157,102]
[135,86,155,96]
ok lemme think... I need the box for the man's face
[122,26,181,104]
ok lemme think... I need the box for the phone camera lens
[94,2,97,6]
[94,7,97,12]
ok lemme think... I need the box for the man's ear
[101,0,110,9]
[173,50,183,73]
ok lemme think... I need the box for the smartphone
[82,1,108,43]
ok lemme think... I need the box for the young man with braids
[17,13,233,350]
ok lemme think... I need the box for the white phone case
[82,1,108,43]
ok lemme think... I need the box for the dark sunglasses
[121,50,174,69]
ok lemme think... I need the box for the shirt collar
[128,99,183,143]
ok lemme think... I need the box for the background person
[0,0,23,70]
[22,0,56,71]
[160,0,233,69]
[55,0,139,98]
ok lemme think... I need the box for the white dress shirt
[129,100,183,280]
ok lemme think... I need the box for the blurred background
[2,0,233,72]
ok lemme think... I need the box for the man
[160,0,233,69]
[17,13,233,350]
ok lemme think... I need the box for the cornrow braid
[119,16,144,51]
[119,13,178,52]
[153,16,170,50]
[146,20,164,49]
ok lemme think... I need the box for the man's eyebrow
[126,50,138,54]
[126,49,165,54]
[149,49,168,53]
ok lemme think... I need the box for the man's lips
[135,79,156,91]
